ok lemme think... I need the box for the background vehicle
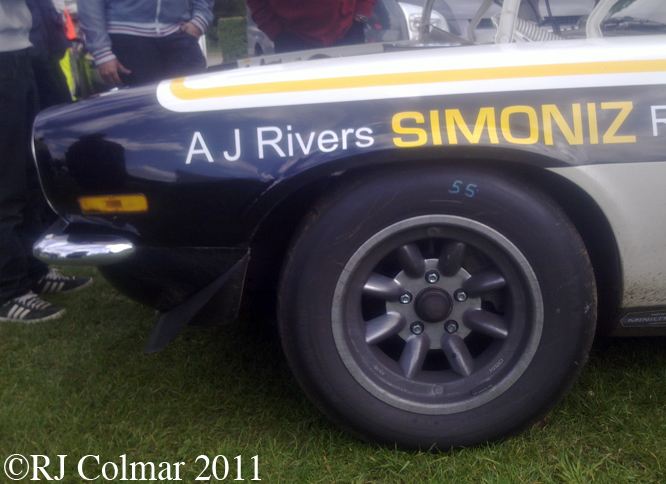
[32,0,666,448]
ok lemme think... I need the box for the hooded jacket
[78,0,213,65]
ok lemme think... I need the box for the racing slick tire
[278,165,597,448]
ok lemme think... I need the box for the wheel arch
[523,166,622,335]
[245,149,622,335]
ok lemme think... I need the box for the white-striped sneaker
[0,291,65,322]
[32,268,93,294]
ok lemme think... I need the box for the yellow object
[169,59,666,101]
[79,194,148,214]
[59,48,76,100]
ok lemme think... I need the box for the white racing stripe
[157,36,666,113]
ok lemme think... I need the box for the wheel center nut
[414,288,452,323]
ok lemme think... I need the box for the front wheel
[278,166,596,448]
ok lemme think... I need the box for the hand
[98,59,131,86]
[181,22,202,39]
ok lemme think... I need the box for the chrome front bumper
[34,225,136,266]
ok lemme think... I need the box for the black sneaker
[32,268,93,294]
[0,292,66,322]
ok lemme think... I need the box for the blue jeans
[0,49,49,304]
[109,31,207,86]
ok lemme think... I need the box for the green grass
[2,267,666,483]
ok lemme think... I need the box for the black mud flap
[143,253,249,354]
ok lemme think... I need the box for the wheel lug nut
[445,320,459,334]
[425,270,439,284]
[400,292,413,304]
[410,322,425,335]
[454,289,467,302]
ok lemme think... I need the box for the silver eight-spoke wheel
[332,215,543,414]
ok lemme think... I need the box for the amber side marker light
[79,194,148,214]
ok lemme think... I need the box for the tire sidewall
[279,165,596,448]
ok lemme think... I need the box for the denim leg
[109,34,165,86]
[108,32,206,86]
[159,31,207,79]
[0,49,49,304]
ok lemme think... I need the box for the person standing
[78,0,214,87]
[0,0,92,323]
[247,0,378,53]
[26,0,72,109]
